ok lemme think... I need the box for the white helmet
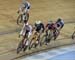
[38,20,42,24]
[35,20,41,24]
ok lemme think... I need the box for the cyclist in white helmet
[34,20,45,33]
[30,20,44,47]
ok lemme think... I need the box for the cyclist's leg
[20,28,28,46]
[39,31,44,46]
[53,29,59,40]
[44,29,48,44]
[72,31,75,39]
[26,8,30,20]
[29,37,36,49]
[23,11,29,22]
[47,29,52,43]
[25,31,32,49]
[46,29,51,43]
[26,12,29,21]
[19,24,26,37]
[29,31,36,49]
[23,30,30,51]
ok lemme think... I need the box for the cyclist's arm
[23,7,28,13]
[73,31,75,36]
[18,4,25,14]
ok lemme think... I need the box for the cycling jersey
[35,23,44,32]
[46,23,56,30]
[56,19,64,28]
[20,23,32,38]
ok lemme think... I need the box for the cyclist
[20,22,32,37]
[45,20,57,35]
[31,20,45,47]
[56,18,64,30]
[45,20,59,41]
[18,0,31,23]
[19,22,32,48]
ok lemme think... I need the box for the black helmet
[57,18,61,22]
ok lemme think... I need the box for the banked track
[0,20,75,60]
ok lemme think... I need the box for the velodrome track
[0,0,75,60]
[0,21,75,60]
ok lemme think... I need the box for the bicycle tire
[17,40,23,54]
[17,14,23,25]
